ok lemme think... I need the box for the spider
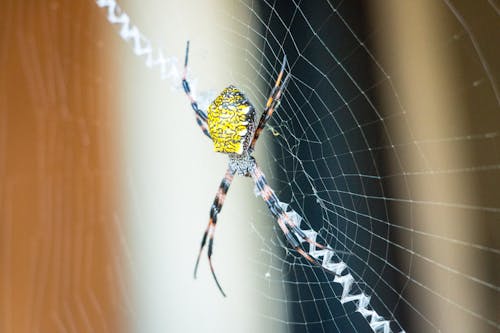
[182,41,331,296]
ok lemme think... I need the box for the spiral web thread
[95,1,404,331]
[95,1,499,332]
[279,202,400,333]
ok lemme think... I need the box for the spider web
[96,1,499,332]
[2,0,497,333]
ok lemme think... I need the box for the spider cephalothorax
[182,41,330,296]
[227,152,256,176]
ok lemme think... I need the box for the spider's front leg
[194,168,235,297]
[250,164,334,274]
[182,41,211,139]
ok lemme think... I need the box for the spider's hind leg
[181,41,211,139]
[249,55,291,151]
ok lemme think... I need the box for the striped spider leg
[249,54,292,152]
[184,41,332,296]
[182,41,211,139]
[250,165,334,274]
[248,57,331,258]
[193,168,234,297]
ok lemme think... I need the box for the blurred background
[0,1,498,333]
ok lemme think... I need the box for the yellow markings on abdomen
[207,86,256,154]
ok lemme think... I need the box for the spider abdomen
[207,85,257,154]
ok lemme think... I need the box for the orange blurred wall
[0,1,123,332]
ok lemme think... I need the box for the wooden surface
[0,2,122,332]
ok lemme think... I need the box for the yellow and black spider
[182,41,329,296]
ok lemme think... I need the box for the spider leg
[249,55,292,151]
[279,211,333,252]
[194,168,234,297]
[250,165,335,274]
[182,41,212,139]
